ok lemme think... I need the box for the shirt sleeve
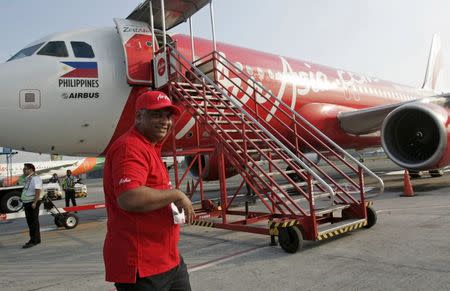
[32,176,43,190]
[111,143,149,197]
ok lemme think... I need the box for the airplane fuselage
[0,27,436,157]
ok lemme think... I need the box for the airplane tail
[422,34,449,93]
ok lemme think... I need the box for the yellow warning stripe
[268,220,299,236]
[268,220,299,229]
[190,220,214,227]
[317,221,367,241]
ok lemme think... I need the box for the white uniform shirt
[21,175,43,203]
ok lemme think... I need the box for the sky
[1,0,450,162]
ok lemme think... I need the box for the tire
[429,169,444,178]
[63,213,79,229]
[1,191,23,213]
[278,226,303,253]
[364,206,377,229]
[54,214,65,227]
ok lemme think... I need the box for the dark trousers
[115,257,191,291]
[23,201,41,244]
[65,189,77,207]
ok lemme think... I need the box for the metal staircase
[159,46,383,252]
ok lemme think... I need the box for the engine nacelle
[381,102,450,170]
[184,154,239,181]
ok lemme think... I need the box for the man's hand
[31,202,37,209]
[174,191,194,224]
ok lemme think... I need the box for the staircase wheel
[63,213,79,229]
[364,206,377,229]
[278,226,303,253]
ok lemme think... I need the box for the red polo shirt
[103,127,180,283]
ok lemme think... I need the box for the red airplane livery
[0,0,449,181]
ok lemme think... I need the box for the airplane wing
[337,101,413,135]
[34,161,79,175]
[337,95,450,135]
[127,0,211,30]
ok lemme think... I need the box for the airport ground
[0,157,449,290]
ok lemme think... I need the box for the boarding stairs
[160,46,383,251]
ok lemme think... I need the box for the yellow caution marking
[191,220,214,227]
[317,220,368,241]
[268,220,299,236]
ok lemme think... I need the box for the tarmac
[1,157,449,290]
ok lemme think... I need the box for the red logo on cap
[157,58,166,76]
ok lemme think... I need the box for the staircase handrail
[210,52,384,196]
[166,44,337,201]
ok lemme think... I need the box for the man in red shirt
[103,91,194,290]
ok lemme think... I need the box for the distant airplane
[0,0,448,181]
[0,157,104,187]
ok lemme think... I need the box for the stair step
[236,148,280,154]
[315,204,350,216]
[177,88,222,95]
[258,169,297,178]
[274,191,331,205]
[217,129,263,133]
[253,158,293,165]
[226,139,268,143]
[259,181,310,194]
[177,82,217,89]
[278,181,309,189]
[317,218,367,241]
[196,110,237,116]
[206,119,249,125]
[190,103,237,109]
[190,95,228,102]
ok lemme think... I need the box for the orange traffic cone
[402,169,414,197]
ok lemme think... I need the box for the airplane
[0,157,105,187]
[0,0,449,185]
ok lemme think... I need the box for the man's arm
[118,187,194,223]
[32,177,42,209]
[33,189,41,205]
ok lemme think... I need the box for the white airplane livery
[1,0,450,178]
[0,28,130,156]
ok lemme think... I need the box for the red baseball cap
[135,91,181,115]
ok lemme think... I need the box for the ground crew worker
[49,173,59,184]
[103,91,194,290]
[62,170,77,207]
[21,163,43,248]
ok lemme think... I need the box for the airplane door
[114,18,158,86]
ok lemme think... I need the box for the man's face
[137,109,173,143]
[67,170,71,176]
[23,167,31,176]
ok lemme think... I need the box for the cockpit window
[37,41,69,57]
[7,42,44,62]
[71,42,95,58]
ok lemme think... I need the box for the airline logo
[157,94,170,102]
[119,177,131,185]
[60,62,98,78]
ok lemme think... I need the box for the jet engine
[381,102,450,170]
